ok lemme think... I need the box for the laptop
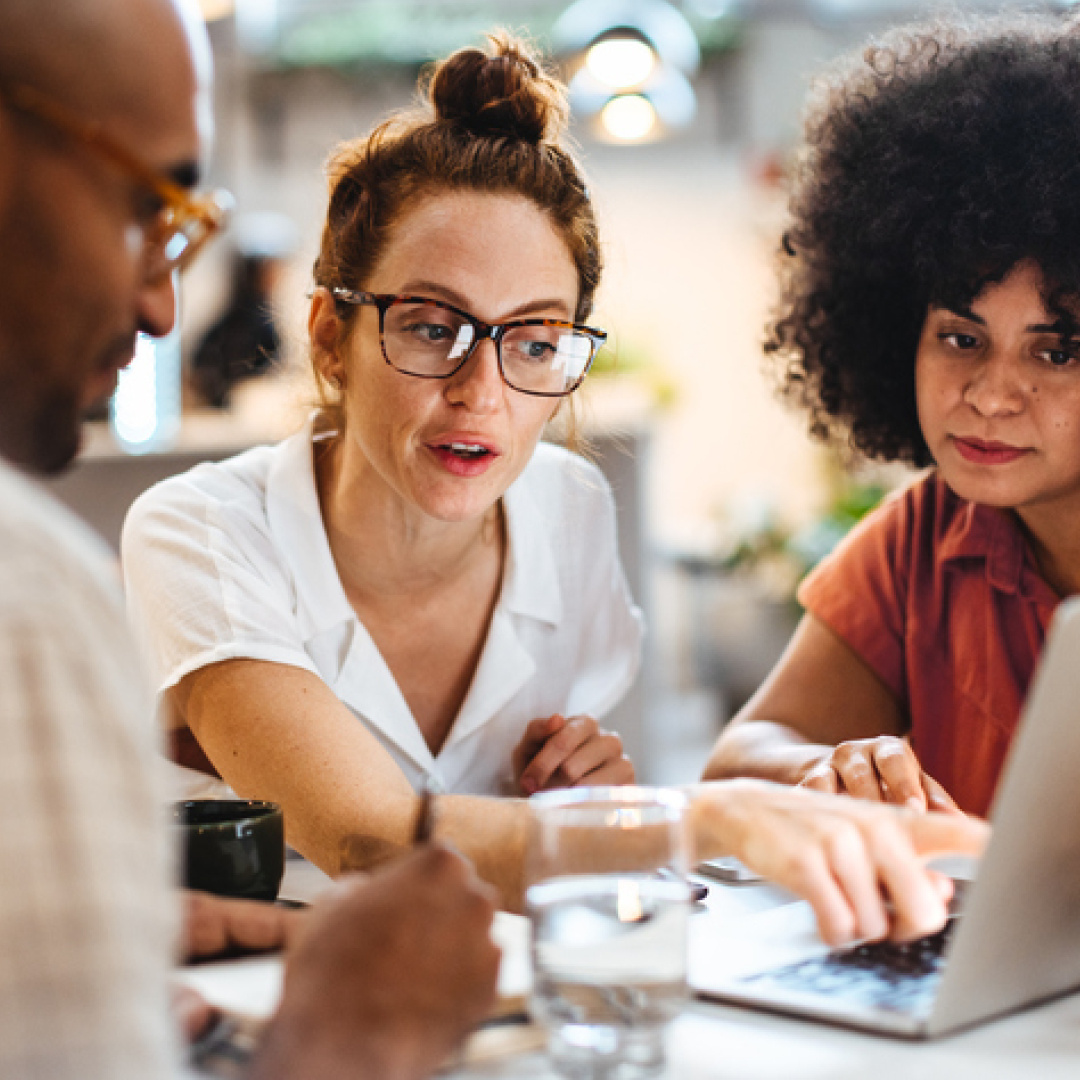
[691,595,1080,1038]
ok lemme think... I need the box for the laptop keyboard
[738,922,956,1016]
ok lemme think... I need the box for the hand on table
[180,888,302,963]
[693,779,990,948]
[251,844,500,1080]
[798,736,960,812]
[513,713,634,796]
[175,889,305,1044]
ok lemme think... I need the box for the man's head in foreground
[0,0,212,473]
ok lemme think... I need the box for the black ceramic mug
[176,799,285,902]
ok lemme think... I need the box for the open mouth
[440,441,494,461]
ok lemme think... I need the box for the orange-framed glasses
[0,81,233,276]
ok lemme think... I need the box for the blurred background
[48,0,1068,781]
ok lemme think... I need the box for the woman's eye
[523,340,556,360]
[1040,346,1079,368]
[506,338,556,364]
[406,322,453,343]
[939,332,979,350]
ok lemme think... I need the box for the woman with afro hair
[703,14,1080,817]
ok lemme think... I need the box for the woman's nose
[963,352,1025,416]
[446,336,504,412]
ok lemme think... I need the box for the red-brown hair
[310,32,601,431]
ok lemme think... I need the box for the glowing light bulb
[600,94,657,142]
[585,38,657,91]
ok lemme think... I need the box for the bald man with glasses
[0,2,499,1078]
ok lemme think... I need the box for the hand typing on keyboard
[691,781,989,947]
[741,923,956,1016]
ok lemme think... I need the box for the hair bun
[429,32,568,144]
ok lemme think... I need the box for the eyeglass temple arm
[4,82,227,230]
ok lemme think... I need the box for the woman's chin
[408,462,513,523]
[938,462,1033,511]
[394,475,491,523]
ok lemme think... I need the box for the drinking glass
[527,787,691,1079]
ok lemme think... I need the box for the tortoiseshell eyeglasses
[331,288,606,398]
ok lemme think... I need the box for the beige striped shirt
[0,460,178,1079]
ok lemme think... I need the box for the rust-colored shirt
[797,474,1060,816]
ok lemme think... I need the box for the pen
[414,780,437,844]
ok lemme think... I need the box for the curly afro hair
[770,14,1080,466]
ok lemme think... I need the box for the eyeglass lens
[383,301,594,395]
[145,208,216,277]
[141,222,196,281]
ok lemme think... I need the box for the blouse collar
[264,418,565,642]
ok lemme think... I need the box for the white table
[182,858,1080,1079]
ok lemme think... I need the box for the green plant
[587,338,678,408]
[718,476,889,603]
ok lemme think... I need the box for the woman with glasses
[123,32,641,874]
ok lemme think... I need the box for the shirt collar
[937,490,1033,597]
[263,421,565,639]
[499,460,563,627]
[264,418,355,638]
[441,461,566,748]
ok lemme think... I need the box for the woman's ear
[309,287,347,388]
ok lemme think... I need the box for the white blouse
[121,422,644,796]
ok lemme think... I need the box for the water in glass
[529,872,689,1078]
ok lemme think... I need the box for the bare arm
[701,614,957,810]
[176,656,978,944]
[174,659,530,911]
[703,613,906,783]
